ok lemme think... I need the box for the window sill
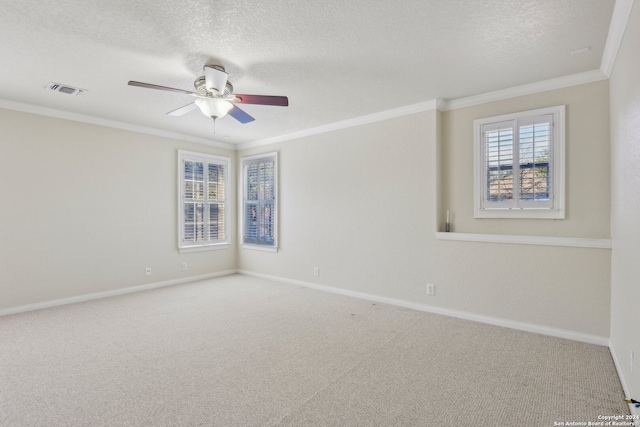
[435,232,611,249]
[241,244,278,253]
[474,208,564,219]
[179,243,230,253]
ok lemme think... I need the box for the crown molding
[237,99,441,150]
[0,98,235,150]
[240,63,616,151]
[440,0,635,112]
[5,0,633,153]
[600,0,635,77]
[440,69,608,111]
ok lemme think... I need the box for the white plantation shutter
[207,162,226,240]
[517,115,552,209]
[483,121,515,209]
[179,151,229,250]
[243,153,277,248]
[474,106,564,219]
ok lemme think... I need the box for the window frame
[473,105,565,219]
[177,150,230,253]
[240,152,278,252]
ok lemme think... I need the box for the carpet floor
[0,274,630,426]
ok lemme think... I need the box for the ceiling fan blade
[204,66,228,94]
[233,94,289,106]
[167,102,197,116]
[228,104,255,124]
[128,81,199,96]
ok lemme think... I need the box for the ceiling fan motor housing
[194,76,233,96]
[198,65,233,96]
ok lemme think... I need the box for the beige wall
[239,111,439,301]
[610,0,640,401]
[432,241,611,337]
[442,80,611,238]
[239,95,612,339]
[0,66,616,342]
[0,109,236,309]
[431,81,613,338]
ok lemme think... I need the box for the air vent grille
[47,82,87,95]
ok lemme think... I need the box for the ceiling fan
[128,65,288,125]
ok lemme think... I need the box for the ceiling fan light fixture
[195,97,233,120]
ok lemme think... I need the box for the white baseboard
[609,342,640,420]
[0,270,237,317]
[237,269,609,347]
[5,269,610,348]
[5,268,628,411]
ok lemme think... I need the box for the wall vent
[47,82,87,95]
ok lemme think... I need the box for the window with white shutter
[473,106,565,219]
[242,152,277,250]
[178,151,229,251]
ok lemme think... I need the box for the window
[178,150,229,251]
[473,105,565,219]
[242,152,277,250]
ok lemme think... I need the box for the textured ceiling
[0,0,616,146]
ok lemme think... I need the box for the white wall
[0,109,236,310]
[610,0,640,402]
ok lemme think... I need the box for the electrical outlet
[313,267,319,277]
[181,262,188,271]
[630,349,634,373]
[145,267,151,276]
[426,283,435,296]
